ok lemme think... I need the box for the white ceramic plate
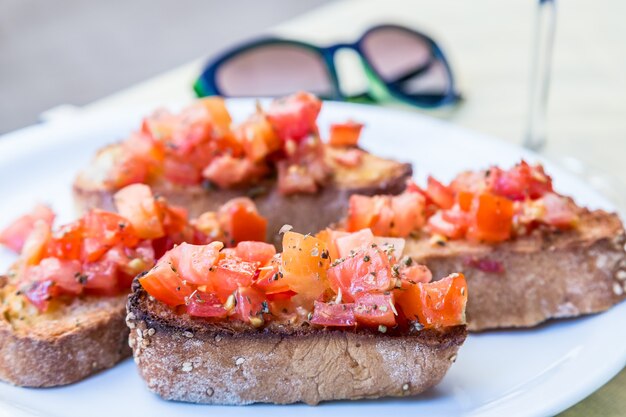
[0,100,624,417]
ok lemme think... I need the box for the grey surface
[0,0,330,134]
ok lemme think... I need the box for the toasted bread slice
[0,279,129,387]
[406,209,626,331]
[74,146,411,246]
[127,281,467,405]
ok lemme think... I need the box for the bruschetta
[127,230,467,405]
[73,93,411,246]
[0,184,266,386]
[336,161,626,331]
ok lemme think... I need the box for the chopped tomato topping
[281,231,330,302]
[233,286,267,323]
[354,293,396,327]
[170,242,223,285]
[426,176,455,209]
[396,273,467,329]
[467,193,514,243]
[328,121,363,147]
[235,241,276,265]
[310,301,356,327]
[113,184,165,239]
[139,256,193,306]
[218,198,267,245]
[0,204,55,253]
[487,161,553,201]
[327,245,394,302]
[206,255,258,301]
[335,228,375,258]
[186,291,228,318]
[202,155,267,189]
[81,210,139,262]
[265,92,322,142]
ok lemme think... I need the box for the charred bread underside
[127,280,466,405]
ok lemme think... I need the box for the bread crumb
[402,383,409,391]
[235,357,245,366]
[181,362,193,372]
[206,387,214,397]
[183,331,194,338]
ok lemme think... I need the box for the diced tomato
[233,286,267,323]
[327,246,394,302]
[169,242,223,285]
[487,161,553,201]
[310,301,356,327]
[198,97,232,135]
[396,273,467,328]
[186,291,228,318]
[253,254,291,294]
[202,155,266,189]
[450,170,486,194]
[467,193,514,243]
[81,260,119,295]
[114,184,165,239]
[163,156,202,185]
[159,204,189,236]
[206,256,258,301]
[316,228,348,260]
[265,92,322,142]
[426,176,455,209]
[105,150,151,189]
[399,263,432,284]
[457,191,474,211]
[390,192,425,236]
[335,228,375,258]
[346,195,377,233]
[353,293,396,327]
[21,220,51,265]
[328,121,363,147]
[103,241,155,284]
[45,220,84,260]
[22,280,55,312]
[218,198,267,245]
[373,236,405,258]
[427,210,467,239]
[236,241,276,265]
[139,256,193,306]
[281,231,330,301]
[237,113,281,162]
[81,210,139,262]
[0,204,55,253]
[539,193,579,228]
[23,257,84,304]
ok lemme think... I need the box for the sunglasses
[194,24,461,108]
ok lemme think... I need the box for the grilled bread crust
[0,287,130,387]
[127,282,467,405]
[74,145,412,246]
[406,209,626,331]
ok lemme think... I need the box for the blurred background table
[12,0,626,414]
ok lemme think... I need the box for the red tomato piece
[45,220,84,260]
[335,228,375,258]
[390,191,426,237]
[328,121,363,147]
[396,273,467,329]
[346,195,377,233]
[24,257,83,300]
[81,260,119,295]
[163,156,202,185]
[114,184,165,239]
[327,246,394,302]
[467,193,514,243]
[186,291,228,318]
[170,242,223,285]
[218,198,267,246]
[426,176,455,209]
[265,92,322,142]
[0,204,55,253]
[81,210,139,262]
[139,255,193,306]
[21,220,52,266]
[235,241,276,265]
[353,293,397,327]
[539,193,579,228]
[207,256,258,301]
[310,301,356,327]
[236,113,281,162]
[233,286,267,323]
[487,161,553,201]
[427,209,468,240]
[399,264,432,284]
[276,161,318,195]
[202,155,266,189]
[281,232,330,301]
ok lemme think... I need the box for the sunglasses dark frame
[195,24,461,108]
